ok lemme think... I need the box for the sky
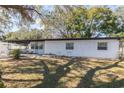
[43,5,118,11]
[11,5,119,32]
[108,5,118,11]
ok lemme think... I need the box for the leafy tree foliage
[111,6,124,37]
[1,5,124,38]
[0,5,43,32]
[43,6,124,38]
[5,27,53,40]
[69,6,121,37]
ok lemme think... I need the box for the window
[31,44,35,49]
[39,44,43,49]
[31,42,43,50]
[97,42,107,50]
[66,43,74,50]
[35,43,38,49]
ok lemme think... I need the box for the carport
[0,41,9,57]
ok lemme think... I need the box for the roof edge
[3,37,124,43]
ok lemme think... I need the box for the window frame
[31,43,35,49]
[97,42,108,50]
[35,42,39,49]
[38,43,44,50]
[66,42,74,50]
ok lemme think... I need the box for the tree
[41,6,74,38]
[111,6,124,37]
[88,7,118,36]
[5,27,53,40]
[66,6,119,37]
[1,5,124,38]
[65,7,88,38]
[44,6,120,38]
[0,5,43,32]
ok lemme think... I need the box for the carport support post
[119,39,124,59]
[0,65,2,81]
[0,70,2,80]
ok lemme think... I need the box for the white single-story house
[1,37,124,59]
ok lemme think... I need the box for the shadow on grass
[95,78,124,88]
[33,58,77,88]
[1,56,124,88]
[77,61,123,88]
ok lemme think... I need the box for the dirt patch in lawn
[0,56,124,88]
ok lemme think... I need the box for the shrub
[0,81,5,88]
[0,69,5,88]
[10,49,21,59]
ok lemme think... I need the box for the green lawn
[0,56,124,88]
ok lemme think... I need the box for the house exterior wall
[0,42,28,57]
[1,39,120,59]
[0,42,9,57]
[44,40,119,59]
[8,43,27,50]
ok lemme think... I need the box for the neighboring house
[1,37,124,59]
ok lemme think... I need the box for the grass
[0,56,124,88]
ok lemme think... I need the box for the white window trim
[97,42,108,50]
[66,42,74,50]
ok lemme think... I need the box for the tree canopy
[1,5,124,40]
[42,6,124,38]
[5,27,53,40]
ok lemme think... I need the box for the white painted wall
[0,42,9,57]
[44,40,119,59]
[8,43,27,50]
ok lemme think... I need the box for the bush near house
[0,67,4,88]
[0,81,4,88]
[10,49,21,59]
